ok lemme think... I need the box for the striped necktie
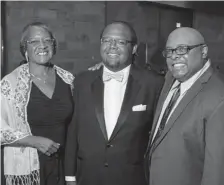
[153,82,181,143]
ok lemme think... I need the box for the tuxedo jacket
[65,64,164,185]
[145,67,224,185]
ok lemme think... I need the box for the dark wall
[3,1,224,75]
[155,1,224,15]
[1,1,6,78]
[4,1,105,75]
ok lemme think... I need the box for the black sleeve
[64,79,79,177]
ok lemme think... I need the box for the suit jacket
[145,66,224,185]
[65,64,164,185]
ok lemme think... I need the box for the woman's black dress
[27,73,73,185]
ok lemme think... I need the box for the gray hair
[19,22,57,58]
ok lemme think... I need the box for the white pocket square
[132,104,147,111]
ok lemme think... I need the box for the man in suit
[64,21,164,185]
[145,27,224,185]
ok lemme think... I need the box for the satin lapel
[152,68,213,152]
[91,72,108,141]
[109,69,141,141]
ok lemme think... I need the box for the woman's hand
[88,62,103,71]
[30,136,60,156]
[14,136,60,156]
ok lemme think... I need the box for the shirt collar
[172,60,211,94]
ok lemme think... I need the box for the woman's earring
[25,52,28,62]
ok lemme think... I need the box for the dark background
[1,1,224,78]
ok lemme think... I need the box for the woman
[1,22,75,185]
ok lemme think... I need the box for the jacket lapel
[145,73,174,155]
[109,66,141,141]
[151,67,213,152]
[91,69,108,141]
[148,73,175,146]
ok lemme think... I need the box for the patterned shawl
[1,63,74,185]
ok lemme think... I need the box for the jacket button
[104,163,109,167]
[106,144,113,148]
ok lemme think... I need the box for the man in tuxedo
[145,27,224,185]
[64,21,164,185]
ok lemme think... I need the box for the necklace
[30,73,47,84]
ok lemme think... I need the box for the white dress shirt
[103,65,131,138]
[152,60,211,142]
[65,65,131,182]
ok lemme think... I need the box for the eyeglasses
[101,37,133,46]
[26,38,54,46]
[162,44,205,58]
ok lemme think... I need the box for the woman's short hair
[20,22,57,58]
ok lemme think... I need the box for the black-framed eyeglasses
[101,37,133,46]
[26,38,54,46]
[162,43,205,58]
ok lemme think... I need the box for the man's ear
[201,45,208,59]
[132,44,138,55]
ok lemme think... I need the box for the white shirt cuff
[65,176,76,181]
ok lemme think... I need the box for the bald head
[165,27,208,82]
[166,27,205,47]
